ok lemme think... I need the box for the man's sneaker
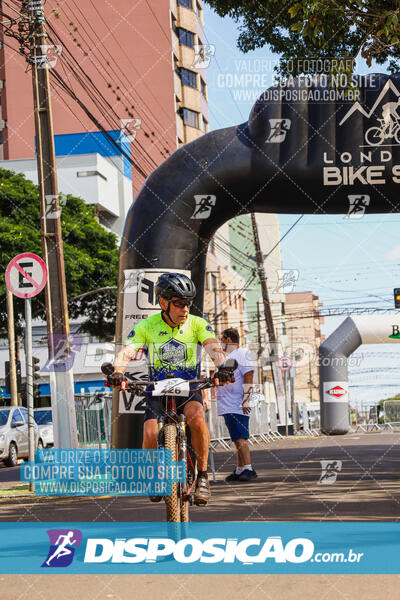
[238,469,258,482]
[194,475,211,505]
[149,495,163,503]
[225,470,241,482]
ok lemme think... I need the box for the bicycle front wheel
[365,126,384,146]
[164,424,181,522]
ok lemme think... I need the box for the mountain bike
[101,362,219,523]
[365,116,400,146]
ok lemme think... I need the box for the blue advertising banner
[0,522,399,574]
[20,449,185,496]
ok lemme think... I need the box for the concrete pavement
[0,431,399,521]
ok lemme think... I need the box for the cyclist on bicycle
[109,272,231,506]
[381,97,400,135]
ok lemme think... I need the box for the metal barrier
[208,396,282,450]
[383,400,400,426]
[75,393,112,449]
[353,405,380,432]
[300,402,321,436]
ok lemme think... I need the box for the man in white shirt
[216,328,257,482]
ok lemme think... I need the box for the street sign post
[5,253,48,488]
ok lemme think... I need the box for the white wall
[0,153,133,237]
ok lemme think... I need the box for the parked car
[0,406,39,467]
[33,408,54,449]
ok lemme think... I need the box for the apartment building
[284,292,325,404]
[228,214,286,351]
[0,0,209,198]
[0,0,212,397]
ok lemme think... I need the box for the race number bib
[152,378,190,397]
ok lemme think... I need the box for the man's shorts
[144,390,203,422]
[223,413,250,442]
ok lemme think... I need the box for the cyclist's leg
[143,398,163,449]
[183,399,209,471]
[144,399,163,502]
[184,399,211,504]
[143,420,158,449]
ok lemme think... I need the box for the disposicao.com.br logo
[82,536,363,565]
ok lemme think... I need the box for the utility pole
[256,302,263,384]
[18,1,78,447]
[24,0,69,342]
[6,289,18,406]
[250,213,286,419]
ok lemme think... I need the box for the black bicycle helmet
[155,273,196,301]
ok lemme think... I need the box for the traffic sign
[277,355,293,372]
[5,253,47,299]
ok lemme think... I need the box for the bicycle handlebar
[101,362,217,393]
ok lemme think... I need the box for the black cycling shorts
[144,390,203,422]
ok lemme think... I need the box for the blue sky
[203,5,400,405]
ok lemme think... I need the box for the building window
[178,27,195,48]
[200,78,207,97]
[0,131,3,145]
[180,67,197,88]
[77,170,107,181]
[178,0,192,7]
[182,108,199,128]
[202,117,208,133]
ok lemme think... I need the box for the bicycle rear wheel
[164,424,181,522]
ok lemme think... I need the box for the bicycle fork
[177,414,188,496]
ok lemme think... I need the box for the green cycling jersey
[124,312,216,380]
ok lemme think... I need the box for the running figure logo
[272,269,299,294]
[42,529,82,568]
[191,44,215,69]
[345,195,370,219]
[318,460,342,485]
[191,195,216,219]
[42,334,83,372]
[266,119,291,143]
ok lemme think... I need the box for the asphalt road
[0,431,399,521]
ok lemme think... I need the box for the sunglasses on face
[171,299,192,308]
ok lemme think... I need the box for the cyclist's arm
[195,317,226,368]
[203,338,226,368]
[114,323,147,373]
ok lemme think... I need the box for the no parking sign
[5,252,47,298]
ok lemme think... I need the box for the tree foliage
[204,1,400,75]
[0,168,119,339]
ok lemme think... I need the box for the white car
[34,408,54,449]
[0,406,39,467]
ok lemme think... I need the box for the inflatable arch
[320,312,400,434]
[113,73,400,447]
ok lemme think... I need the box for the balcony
[182,86,201,112]
[179,45,195,70]
[177,6,197,32]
